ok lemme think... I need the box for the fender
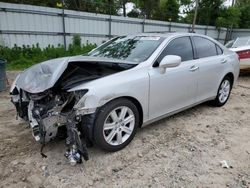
[70,66,150,122]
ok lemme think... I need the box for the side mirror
[159,55,181,69]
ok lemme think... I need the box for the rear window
[193,37,217,58]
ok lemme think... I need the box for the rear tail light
[236,49,250,60]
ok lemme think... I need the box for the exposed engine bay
[10,57,136,165]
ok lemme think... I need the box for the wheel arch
[80,95,144,145]
[91,96,144,151]
[122,96,144,127]
[224,72,234,87]
[100,96,144,127]
[211,72,234,107]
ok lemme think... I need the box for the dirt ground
[0,71,250,188]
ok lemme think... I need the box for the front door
[148,36,198,120]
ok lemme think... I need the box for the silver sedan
[10,32,240,164]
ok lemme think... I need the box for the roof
[127,32,206,38]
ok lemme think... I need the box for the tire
[94,98,139,152]
[212,76,232,107]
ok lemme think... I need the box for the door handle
[220,59,227,64]
[189,65,199,72]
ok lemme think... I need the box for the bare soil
[0,71,250,188]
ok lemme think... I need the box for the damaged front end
[10,56,136,165]
[11,86,89,165]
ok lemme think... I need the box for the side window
[193,37,217,58]
[157,37,194,62]
[216,45,223,55]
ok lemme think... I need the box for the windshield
[226,37,250,48]
[88,36,164,63]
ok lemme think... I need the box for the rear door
[191,36,226,101]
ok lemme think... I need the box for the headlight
[74,89,88,104]
[73,89,97,115]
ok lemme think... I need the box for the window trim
[216,44,223,55]
[153,36,195,67]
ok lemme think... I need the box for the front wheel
[212,76,232,107]
[94,99,139,152]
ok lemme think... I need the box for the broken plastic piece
[65,145,82,166]
[220,160,229,169]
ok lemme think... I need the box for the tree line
[0,0,250,28]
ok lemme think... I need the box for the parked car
[226,36,250,70]
[10,33,240,165]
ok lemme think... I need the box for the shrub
[72,34,81,47]
[0,40,97,70]
[7,57,36,70]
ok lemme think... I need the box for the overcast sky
[224,0,233,6]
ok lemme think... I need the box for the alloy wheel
[218,79,231,103]
[103,106,135,146]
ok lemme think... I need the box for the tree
[236,0,250,28]
[135,0,160,19]
[135,0,180,21]
[154,0,180,22]
[235,0,250,6]
[197,0,223,26]
[191,0,198,32]
[0,0,119,15]
[119,0,128,16]
[127,8,140,18]
[215,7,241,29]
[0,0,57,7]
[1,0,249,28]
[215,6,241,43]
[165,0,180,21]
[183,0,223,26]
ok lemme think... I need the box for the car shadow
[90,102,212,155]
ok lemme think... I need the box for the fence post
[108,16,111,38]
[229,27,233,40]
[224,27,229,44]
[62,2,66,50]
[205,26,208,35]
[168,19,172,32]
[217,29,221,41]
[142,16,145,32]
[108,3,112,38]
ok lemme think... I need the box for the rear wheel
[94,98,139,152]
[212,76,232,107]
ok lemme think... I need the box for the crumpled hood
[16,56,136,94]
[16,57,70,93]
